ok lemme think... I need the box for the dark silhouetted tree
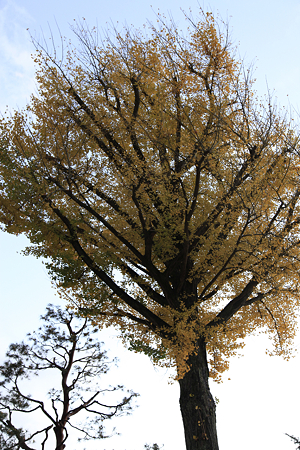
[0,304,137,449]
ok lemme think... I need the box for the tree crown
[1,10,300,380]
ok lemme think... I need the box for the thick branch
[44,198,172,333]
[207,279,258,327]
[45,177,145,264]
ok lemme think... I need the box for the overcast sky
[1,0,300,449]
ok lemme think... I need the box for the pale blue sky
[1,0,300,449]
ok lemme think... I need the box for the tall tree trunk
[178,338,219,450]
[54,424,66,450]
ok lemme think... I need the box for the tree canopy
[0,9,300,381]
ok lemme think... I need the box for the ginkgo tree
[1,9,300,450]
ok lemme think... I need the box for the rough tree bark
[179,339,218,450]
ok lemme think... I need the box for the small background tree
[0,304,138,450]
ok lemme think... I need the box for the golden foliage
[1,9,300,380]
